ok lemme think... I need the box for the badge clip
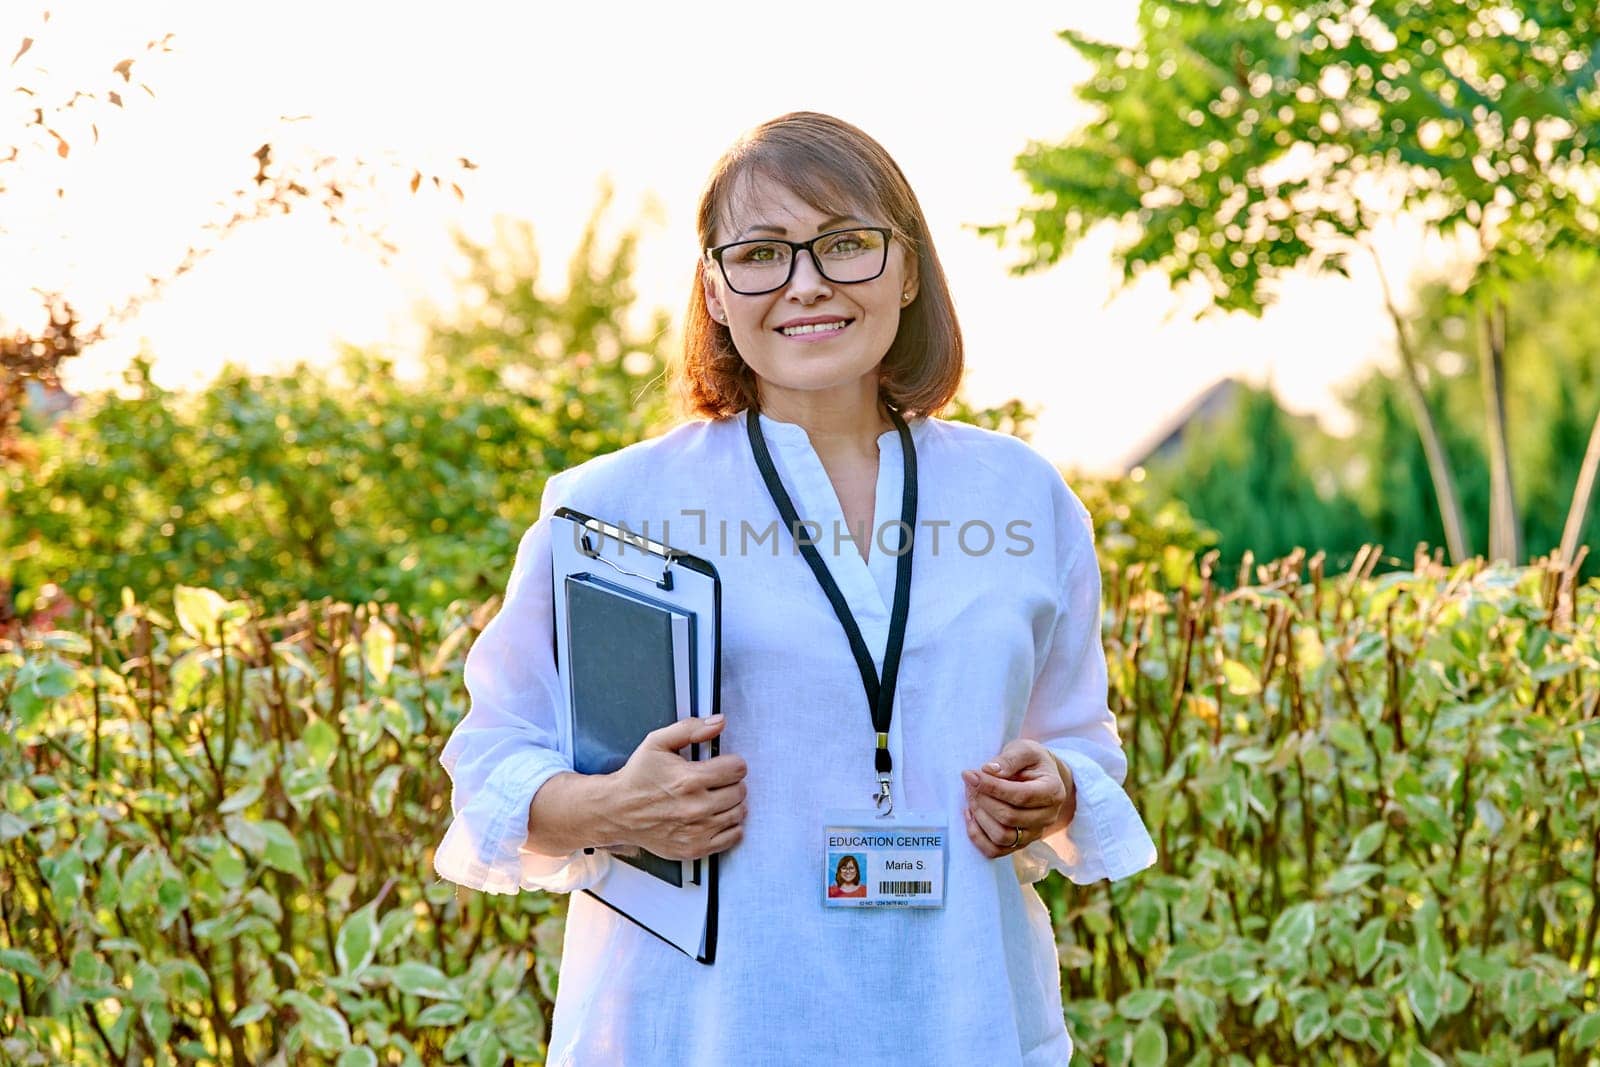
[873,775,894,818]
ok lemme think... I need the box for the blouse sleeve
[1014,485,1158,886]
[433,470,612,895]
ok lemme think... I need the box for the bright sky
[2,1,1466,473]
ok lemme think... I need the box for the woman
[435,111,1156,1065]
[827,854,867,899]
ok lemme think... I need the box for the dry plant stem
[1479,302,1520,563]
[1560,409,1600,572]
[1365,238,1470,563]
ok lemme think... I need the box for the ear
[701,259,727,325]
[898,245,919,307]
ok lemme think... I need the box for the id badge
[821,810,948,909]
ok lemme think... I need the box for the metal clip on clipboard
[576,526,675,591]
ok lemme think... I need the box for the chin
[751,358,881,395]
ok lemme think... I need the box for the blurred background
[6,0,1594,620]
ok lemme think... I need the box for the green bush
[3,550,1597,1064]
[1,592,558,1065]
[1048,546,1600,1066]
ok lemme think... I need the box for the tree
[0,10,474,460]
[1138,381,1364,572]
[2,201,671,615]
[987,0,1600,564]
[1343,252,1600,569]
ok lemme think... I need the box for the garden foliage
[2,544,1596,1064]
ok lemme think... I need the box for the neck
[755,376,893,459]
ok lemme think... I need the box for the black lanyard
[745,405,917,809]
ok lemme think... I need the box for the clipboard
[550,506,723,964]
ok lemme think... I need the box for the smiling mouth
[777,319,853,338]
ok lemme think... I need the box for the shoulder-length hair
[675,112,963,420]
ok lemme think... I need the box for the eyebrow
[735,214,866,240]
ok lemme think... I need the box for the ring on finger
[1009,826,1023,850]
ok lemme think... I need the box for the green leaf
[7,673,47,727]
[174,585,229,643]
[1253,995,1279,1026]
[160,959,212,998]
[1131,1018,1167,1067]
[259,820,309,882]
[390,961,459,1000]
[32,657,76,698]
[211,846,247,890]
[336,902,380,977]
[1221,659,1261,696]
[1124,893,1163,951]
[280,990,350,1053]
[168,650,208,708]
[1332,1009,1370,1042]
[219,781,263,815]
[0,949,46,982]
[1323,862,1383,894]
[363,618,396,686]
[370,765,404,818]
[1293,1004,1330,1047]
[1117,988,1167,1020]
[337,1049,379,1067]
[1354,917,1386,978]
[1407,968,1441,1031]
[1413,898,1446,978]
[415,1001,468,1027]
[376,907,416,957]
[302,717,340,770]
[1346,821,1385,862]
[1405,1046,1446,1067]
[230,1002,271,1027]
[130,962,162,1003]
[142,1002,171,1046]
[1572,1012,1600,1049]
[1269,902,1317,957]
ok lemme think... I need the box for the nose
[784,247,832,302]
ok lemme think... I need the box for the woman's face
[838,857,859,884]
[702,175,916,408]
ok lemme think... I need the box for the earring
[902,292,913,304]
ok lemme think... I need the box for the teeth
[780,320,849,337]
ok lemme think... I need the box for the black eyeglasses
[706,226,892,296]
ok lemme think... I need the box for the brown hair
[674,112,963,420]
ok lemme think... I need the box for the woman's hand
[603,715,748,861]
[961,739,1076,859]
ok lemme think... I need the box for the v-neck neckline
[746,409,917,661]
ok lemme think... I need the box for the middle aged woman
[435,111,1157,1065]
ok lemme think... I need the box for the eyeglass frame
[704,225,896,296]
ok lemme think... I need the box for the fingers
[982,739,1049,780]
[961,767,1061,809]
[695,753,748,789]
[704,780,747,817]
[967,799,1016,852]
[642,713,726,753]
[964,807,1008,859]
[966,788,1036,830]
[706,820,744,853]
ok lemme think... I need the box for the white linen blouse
[435,408,1157,1065]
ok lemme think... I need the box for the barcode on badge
[878,880,933,896]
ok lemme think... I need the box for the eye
[819,229,878,257]
[732,242,785,264]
